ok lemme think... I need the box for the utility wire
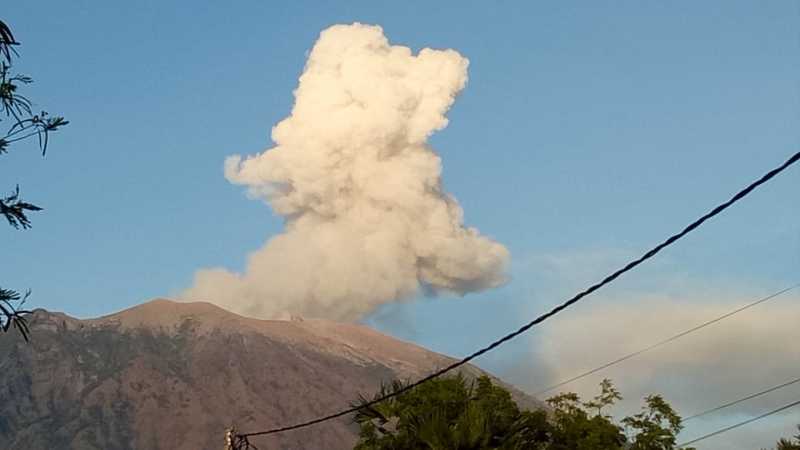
[240,150,800,440]
[682,375,800,422]
[677,398,800,448]
[534,284,800,396]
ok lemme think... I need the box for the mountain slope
[0,299,542,450]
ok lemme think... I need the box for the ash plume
[182,23,509,321]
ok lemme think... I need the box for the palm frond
[0,20,19,63]
[0,287,31,341]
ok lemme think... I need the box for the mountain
[0,299,543,450]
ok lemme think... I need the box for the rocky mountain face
[0,299,542,450]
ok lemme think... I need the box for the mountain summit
[0,299,541,450]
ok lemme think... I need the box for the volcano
[0,299,542,450]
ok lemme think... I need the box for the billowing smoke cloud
[531,292,800,411]
[182,23,509,321]
[526,290,800,450]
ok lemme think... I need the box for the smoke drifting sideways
[181,23,509,321]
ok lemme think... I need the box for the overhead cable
[240,150,800,440]
[677,399,800,448]
[682,375,800,422]
[534,284,800,396]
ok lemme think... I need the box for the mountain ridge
[1,299,543,450]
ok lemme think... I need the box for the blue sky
[2,2,798,449]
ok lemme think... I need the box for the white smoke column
[182,23,509,321]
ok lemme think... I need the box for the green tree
[352,376,690,450]
[0,19,68,340]
[353,374,551,450]
[765,425,800,450]
[546,379,626,450]
[622,394,683,450]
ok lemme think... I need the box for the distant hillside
[0,299,543,450]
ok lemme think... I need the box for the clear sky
[2,2,799,449]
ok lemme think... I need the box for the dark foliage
[0,288,30,341]
[1,18,68,340]
[352,376,691,450]
[0,20,18,63]
[766,426,800,450]
[1,184,41,229]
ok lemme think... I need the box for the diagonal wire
[240,150,800,439]
[534,284,800,396]
[677,399,800,448]
[682,375,800,422]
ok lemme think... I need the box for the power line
[677,398,800,448]
[682,375,800,422]
[534,284,800,396]
[239,150,800,441]
[240,151,800,439]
